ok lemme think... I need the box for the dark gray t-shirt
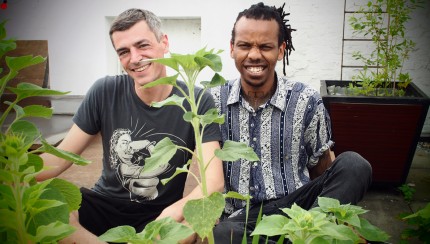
[73,75,221,206]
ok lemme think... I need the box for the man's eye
[118,51,129,57]
[139,44,149,49]
[260,46,272,51]
[237,44,250,49]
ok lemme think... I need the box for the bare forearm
[309,149,335,180]
[36,153,72,181]
[36,124,95,181]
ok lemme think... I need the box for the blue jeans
[213,151,372,244]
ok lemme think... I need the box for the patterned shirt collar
[226,74,288,111]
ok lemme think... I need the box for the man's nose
[248,46,262,59]
[130,47,142,63]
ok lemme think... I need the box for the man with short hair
[37,8,224,243]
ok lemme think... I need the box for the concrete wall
[2,0,429,133]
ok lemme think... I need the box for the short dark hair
[231,2,296,75]
[109,8,163,42]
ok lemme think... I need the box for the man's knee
[336,151,372,178]
[213,221,245,244]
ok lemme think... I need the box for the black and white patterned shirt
[211,76,333,214]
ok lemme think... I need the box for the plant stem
[188,82,208,197]
[10,155,29,244]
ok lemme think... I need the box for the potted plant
[0,21,90,243]
[320,0,430,185]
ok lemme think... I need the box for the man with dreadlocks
[211,2,372,243]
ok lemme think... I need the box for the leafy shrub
[0,21,90,243]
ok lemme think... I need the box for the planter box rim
[320,80,430,105]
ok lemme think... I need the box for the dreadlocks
[231,2,296,76]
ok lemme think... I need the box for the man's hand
[156,203,184,222]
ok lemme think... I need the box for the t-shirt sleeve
[72,77,105,135]
[197,89,223,143]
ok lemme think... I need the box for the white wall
[2,0,430,132]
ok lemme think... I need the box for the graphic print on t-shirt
[108,121,188,202]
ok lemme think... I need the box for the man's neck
[241,77,277,110]
[135,84,173,106]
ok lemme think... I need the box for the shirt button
[250,187,255,191]
[253,137,257,142]
[253,162,258,167]
[253,113,257,117]
[251,123,254,127]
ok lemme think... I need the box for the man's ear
[230,41,234,58]
[278,41,286,61]
[162,34,169,54]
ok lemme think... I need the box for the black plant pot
[321,80,430,185]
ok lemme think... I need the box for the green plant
[252,197,390,243]
[398,183,416,203]
[98,47,258,244]
[400,202,430,243]
[0,21,90,243]
[348,0,422,96]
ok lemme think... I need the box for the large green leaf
[170,53,197,71]
[47,178,82,211]
[22,105,53,119]
[5,55,46,73]
[252,215,289,237]
[142,74,178,89]
[224,191,251,201]
[142,137,177,174]
[183,192,225,239]
[40,140,91,166]
[160,163,190,185]
[194,56,216,72]
[151,94,185,108]
[202,53,222,72]
[148,57,179,71]
[7,102,25,118]
[27,185,70,236]
[7,82,69,101]
[9,120,40,147]
[215,140,259,162]
[0,39,16,59]
[23,180,52,212]
[355,217,390,242]
[156,217,194,244]
[32,221,76,243]
[200,108,225,126]
[183,111,196,123]
[0,169,14,185]
[99,225,137,243]
[201,73,227,89]
[403,202,430,219]
[319,224,359,242]
[316,197,367,227]
[0,208,18,230]
[29,199,66,216]
[23,153,44,174]
[99,218,193,244]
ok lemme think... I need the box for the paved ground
[58,135,430,243]
[358,143,430,243]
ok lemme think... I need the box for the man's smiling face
[112,20,169,86]
[230,17,285,90]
